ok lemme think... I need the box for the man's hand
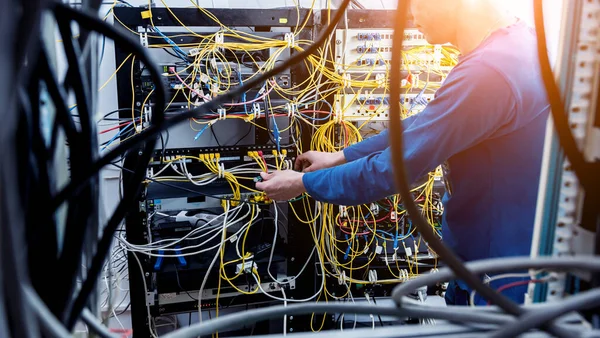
[255,170,306,201]
[294,151,346,172]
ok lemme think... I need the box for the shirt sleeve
[343,114,419,162]
[303,62,518,206]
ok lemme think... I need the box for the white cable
[469,271,543,306]
[365,293,375,330]
[131,251,159,338]
[118,205,245,252]
[282,286,287,336]
[198,201,230,323]
[104,273,125,331]
[262,203,325,302]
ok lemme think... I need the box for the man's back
[442,20,549,262]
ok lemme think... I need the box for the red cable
[298,110,332,115]
[99,121,132,134]
[257,151,269,171]
[486,279,546,305]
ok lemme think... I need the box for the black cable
[161,303,512,338]
[491,288,600,338]
[371,296,385,327]
[532,0,598,192]
[233,123,253,146]
[53,3,168,328]
[209,124,222,147]
[53,12,101,318]
[174,265,198,301]
[50,0,352,211]
[51,2,166,209]
[81,309,119,338]
[387,2,571,338]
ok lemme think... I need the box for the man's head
[410,0,460,45]
[410,0,506,47]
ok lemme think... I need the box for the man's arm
[302,62,518,205]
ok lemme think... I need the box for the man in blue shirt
[256,0,549,305]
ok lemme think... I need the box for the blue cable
[238,71,248,115]
[101,122,133,151]
[343,234,351,261]
[153,26,188,62]
[194,123,211,141]
[272,114,281,153]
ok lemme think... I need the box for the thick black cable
[387,2,571,337]
[492,288,600,337]
[161,303,511,338]
[81,309,120,338]
[50,0,352,211]
[392,256,600,302]
[52,3,168,328]
[22,286,70,338]
[533,0,597,192]
[54,13,101,318]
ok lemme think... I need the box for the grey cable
[81,309,120,338]
[161,303,515,338]
[491,288,600,337]
[22,286,71,338]
[391,256,600,305]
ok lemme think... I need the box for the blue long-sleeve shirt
[303,21,549,300]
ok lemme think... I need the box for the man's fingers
[260,172,273,181]
[303,164,315,173]
[294,158,303,171]
[295,153,310,171]
[255,181,266,190]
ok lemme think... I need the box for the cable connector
[139,31,148,48]
[342,73,352,88]
[368,269,378,283]
[215,31,224,51]
[433,45,442,67]
[400,269,409,281]
[211,83,219,98]
[285,103,297,118]
[217,108,226,121]
[235,261,257,274]
[284,33,295,48]
[339,205,348,218]
[338,271,347,285]
[375,73,386,88]
[217,162,225,179]
[369,203,379,216]
[375,241,383,255]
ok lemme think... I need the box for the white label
[405,247,413,257]
[200,73,210,83]
[229,234,238,243]
[375,245,383,255]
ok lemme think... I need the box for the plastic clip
[284,33,295,48]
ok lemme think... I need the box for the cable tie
[252,103,261,118]
[284,33,295,48]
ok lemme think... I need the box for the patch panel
[357,32,382,41]
[337,93,435,121]
[335,28,455,73]
[355,58,386,66]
